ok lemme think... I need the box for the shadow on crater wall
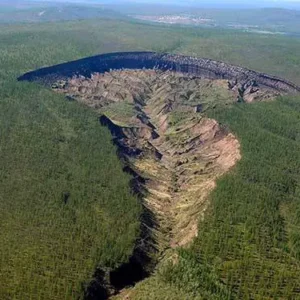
[18,51,300,94]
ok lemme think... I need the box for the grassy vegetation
[1,17,300,299]
[101,102,137,126]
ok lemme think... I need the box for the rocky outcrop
[18,51,300,94]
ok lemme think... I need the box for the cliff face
[18,51,300,94]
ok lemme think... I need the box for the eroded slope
[53,69,244,253]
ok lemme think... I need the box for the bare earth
[52,69,282,297]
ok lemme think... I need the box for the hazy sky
[107,0,300,10]
[90,0,300,5]
[104,0,300,7]
[100,0,300,2]
[31,0,300,2]
[25,0,300,9]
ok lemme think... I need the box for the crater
[18,52,300,298]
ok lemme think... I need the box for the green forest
[131,95,300,299]
[1,17,300,299]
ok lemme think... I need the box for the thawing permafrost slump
[57,69,242,248]
[18,52,300,297]
[56,69,243,297]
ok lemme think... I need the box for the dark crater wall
[18,51,300,93]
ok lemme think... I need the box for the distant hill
[201,8,300,31]
[119,5,300,35]
[1,2,300,35]
[0,4,126,23]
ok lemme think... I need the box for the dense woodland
[133,96,300,299]
[1,18,300,299]
[0,23,143,298]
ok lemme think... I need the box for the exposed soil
[51,68,288,298]
[53,69,244,245]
